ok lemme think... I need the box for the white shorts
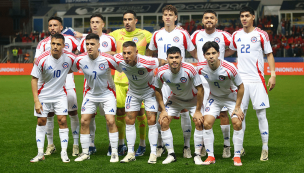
[81,94,117,115]
[34,97,68,117]
[165,95,198,117]
[242,82,269,110]
[203,93,243,118]
[125,91,158,112]
[67,88,78,111]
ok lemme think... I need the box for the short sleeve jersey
[197,60,243,97]
[77,33,116,53]
[229,28,272,82]
[149,27,195,60]
[109,28,152,84]
[191,29,232,62]
[155,62,202,101]
[31,50,76,102]
[72,52,120,100]
[113,53,159,96]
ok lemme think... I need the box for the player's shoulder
[138,54,157,65]
[154,28,165,34]
[191,29,204,36]
[181,62,197,75]
[35,50,51,65]
[114,53,124,60]
[216,29,232,37]
[63,34,76,40]
[77,52,88,58]
[158,64,169,73]
[254,28,270,40]
[232,28,243,36]
[100,52,114,59]
[220,60,237,76]
[197,60,208,67]
[37,36,50,46]
[175,28,191,35]
[137,28,151,34]
[63,50,76,57]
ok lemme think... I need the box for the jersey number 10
[53,70,61,78]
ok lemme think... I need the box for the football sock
[156,112,163,146]
[80,134,90,154]
[161,128,174,154]
[233,129,244,158]
[36,125,46,154]
[221,125,230,146]
[203,129,214,157]
[109,132,118,154]
[116,114,126,145]
[69,114,79,145]
[180,111,191,148]
[148,124,158,155]
[256,109,269,150]
[137,114,147,147]
[59,128,69,152]
[126,124,136,153]
[242,109,247,133]
[194,128,203,155]
[46,117,54,145]
[89,117,96,147]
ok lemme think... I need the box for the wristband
[271,71,276,77]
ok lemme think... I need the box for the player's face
[204,47,219,66]
[86,39,100,57]
[51,38,64,59]
[240,12,255,28]
[202,13,217,29]
[48,20,63,35]
[163,10,177,26]
[123,46,138,66]
[167,53,182,71]
[90,17,104,35]
[123,13,138,32]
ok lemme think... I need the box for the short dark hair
[240,6,254,16]
[203,41,219,54]
[85,33,99,42]
[123,10,137,19]
[123,41,136,48]
[48,16,62,24]
[203,10,217,18]
[51,33,65,43]
[167,46,181,57]
[162,5,178,15]
[90,13,105,22]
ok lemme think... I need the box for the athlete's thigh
[165,97,183,117]
[54,96,68,116]
[34,102,52,118]
[66,88,78,111]
[143,93,158,113]
[116,83,128,108]
[203,96,222,118]
[249,83,270,110]
[242,82,251,110]
[81,98,99,115]
[100,94,117,115]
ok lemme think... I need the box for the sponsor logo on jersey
[47,66,53,70]
[138,70,145,75]
[173,36,180,43]
[219,75,225,81]
[166,79,171,83]
[199,38,204,41]
[65,43,69,49]
[158,37,163,41]
[99,63,105,70]
[214,37,220,43]
[260,102,266,106]
[109,109,115,113]
[180,77,187,83]
[81,106,86,112]
[133,37,139,43]
[102,41,108,47]
[122,67,127,71]
[84,65,89,69]
[237,38,241,42]
[126,103,130,109]
[62,62,69,69]
[204,74,209,79]
[205,107,210,112]
[62,139,68,142]
[251,36,257,43]
[149,105,155,109]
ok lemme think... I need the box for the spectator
[40,30,45,40]
[15,32,22,42]
[286,19,291,35]
[281,18,286,35]
[287,44,294,57]
[18,48,23,62]
[196,24,202,30]
[295,44,303,57]
[287,35,294,44]
[12,47,18,63]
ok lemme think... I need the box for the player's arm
[74,31,83,38]
[155,87,168,125]
[189,48,198,60]
[232,83,244,122]
[266,52,276,91]
[193,84,204,126]
[31,76,42,114]
[105,51,117,56]
[224,48,236,57]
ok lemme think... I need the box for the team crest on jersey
[126,104,130,109]
[102,41,108,47]
[205,107,210,112]
[99,63,105,70]
[138,70,145,75]
[65,43,69,49]
[180,77,187,83]
[62,62,69,69]
[251,36,257,43]
[219,75,225,81]
[214,37,220,43]
[133,37,139,43]
[173,36,180,43]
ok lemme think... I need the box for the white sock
[180,111,191,148]
[242,109,247,133]
[148,124,158,155]
[109,132,118,154]
[221,125,230,146]
[139,139,146,147]
[126,124,136,153]
[156,112,163,146]
[89,117,96,147]
[233,129,244,158]
[59,128,69,152]
[80,134,90,154]
[69,115,79,145]
[36,125,46,154]
[194,128,203,155]
[46,117,54,145]
[203,129,214,157]
[256,109,269,150]
[161,128,174,154]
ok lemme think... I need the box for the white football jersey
[31,50,76,102]
[197,60,243,97]
[155,62,202,101]
[191,29,232,62]
[113,53,159,96]
[72,52,121,100]
[229,28,272,82]
[77,33,116,53]
[149,27,195,60]
[35,34,79,89]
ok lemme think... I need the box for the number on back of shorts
[208,99,214,106]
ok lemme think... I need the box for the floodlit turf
[0,75,303,172]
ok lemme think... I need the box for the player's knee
[125,117,135,125]
[57,117,67,126]
[161,118,169,128]
[37,118,47,126]
[203,121,212,130]
[117,108,125,116]
[147,117,156,125]
[80,118,90,127]
[106,118,116,128]
[232,120,242,130]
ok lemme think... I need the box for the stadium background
[0,0,303,172]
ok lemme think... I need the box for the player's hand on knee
[232,107,244,122]
[35,101,43,114]
[159,110,168,125]
[192,111,204,126]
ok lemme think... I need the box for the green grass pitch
[0,75,303,172]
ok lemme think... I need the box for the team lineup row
[30,5,276,167]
